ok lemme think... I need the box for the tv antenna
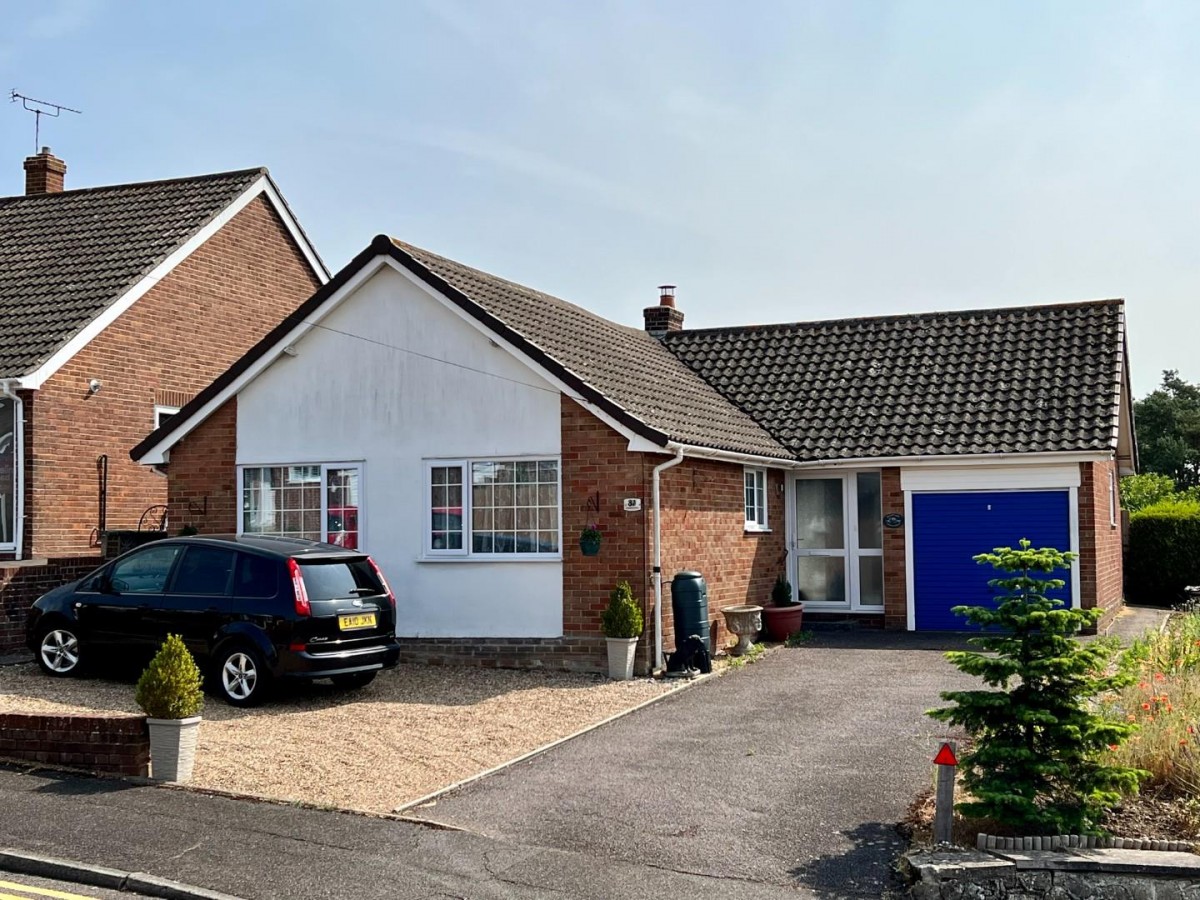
[10,91,82,151]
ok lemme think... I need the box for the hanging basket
[579,534,601,556]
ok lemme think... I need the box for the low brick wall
[0,713,149,776]
[397,635,615,674]
[0,556,100,655]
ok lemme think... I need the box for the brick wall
[1078,459,1124,631]
[0,557,101,655]
[165,400,239,535]
[400,398,787,674]
[0,713,149,776]
[23,195,319,557]
[881,467,908,630]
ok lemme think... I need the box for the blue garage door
[912,491,1072,631]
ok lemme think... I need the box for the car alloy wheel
[219,650,261,705]
[38,628,81,676]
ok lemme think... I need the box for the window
[0,397,14,547]
[169,546,236,595]
[744,467,768,531]
[110,544,183,594]
[426,458,560,557]
[233,553,279,599]
[153,405,180,431]
[240,463,362,548]
[1110,469,1119,527]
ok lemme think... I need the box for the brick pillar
[881,467,908,630]
[23,148,67,194]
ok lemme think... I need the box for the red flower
[1142,703,1152,710]
[1108,744,1120,751]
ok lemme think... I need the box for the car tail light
[368,557,396,610]
[288,558,311,616]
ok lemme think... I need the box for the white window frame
[237,461,364,548]
[0,394,21,555]
[1109,468,1118,528]
[744,467,769,532]
[153,405,180,431]
[423,456,562,560]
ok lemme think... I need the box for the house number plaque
[883,513,904,528]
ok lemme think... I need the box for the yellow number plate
[338,612,377,631]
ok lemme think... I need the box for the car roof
[157,534,366,560]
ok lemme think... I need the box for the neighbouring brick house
[0,148,327,654]
[131,235,1136,674]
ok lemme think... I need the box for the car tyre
[330,671,376,691]
[213,645,269,707]
[36,624,84,677]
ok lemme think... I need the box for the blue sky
[2,0,1196,397]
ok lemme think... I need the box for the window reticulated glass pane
[470,459,558,554]
[858,556,884,607]
[430,466,463,550]
[856,472,882,550]
[795,556,846,604]
[796,479,843,549]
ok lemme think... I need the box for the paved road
[407,631,976,897]
[0,631,972,899]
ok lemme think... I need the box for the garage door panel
[913,491,1071,631]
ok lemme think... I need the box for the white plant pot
[146,716,202,783]
[606,637,639,680]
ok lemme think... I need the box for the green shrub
[928,540,1142,834]
[1126,499,1200,606]
[135,634,204,719]
[771,574,795,607]
[600,581,643,639]
[1120,473,1181,513]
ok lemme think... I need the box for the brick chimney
[24,147,67,194]
[643,284,684,336]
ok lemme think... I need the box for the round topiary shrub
[135,634,205,719]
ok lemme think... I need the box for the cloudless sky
[2,0,1196,397]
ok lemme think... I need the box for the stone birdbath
[721,604,763,656]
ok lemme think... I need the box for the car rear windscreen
[298,559,384,601]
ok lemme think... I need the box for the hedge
[1126,498,1200,606]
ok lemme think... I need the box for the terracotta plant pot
[762,604,804,642]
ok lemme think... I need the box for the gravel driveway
[0,662,679,813]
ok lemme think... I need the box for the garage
[910,488,1075,631]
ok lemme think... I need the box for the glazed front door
[792,472,883,611]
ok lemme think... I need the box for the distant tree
[1120,473,1180,512]
[1135,371,1200,490]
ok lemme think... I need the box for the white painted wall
[236,266,564,637]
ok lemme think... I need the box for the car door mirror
[94,573,115,594]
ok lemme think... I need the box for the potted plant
[579,522,602,556]
[135,633,205,783]
[601,580,643,679]
[761,574,804,642]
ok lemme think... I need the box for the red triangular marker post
[934,743,958,766]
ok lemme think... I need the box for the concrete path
[409,631,976,897]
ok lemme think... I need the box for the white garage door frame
[901,464,1082,631]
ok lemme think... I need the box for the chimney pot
[658,284,676,308]
[23,147,67,195]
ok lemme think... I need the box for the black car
[26,535,401,706]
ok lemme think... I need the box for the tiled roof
[391,240,791,459]
[662,300,1125,461]
[0,168,266,377]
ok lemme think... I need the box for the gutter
[651,447,685,671]
[0,381,23,561]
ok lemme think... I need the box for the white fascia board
[136,257,390,465]
[16,175,326,391]
[664,442,796,470]
[261,178,330,284]
[381,258,669,454]
[791,450,1110,470]
[901,463,1083,492]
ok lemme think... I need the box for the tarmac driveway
[408,631,977,898]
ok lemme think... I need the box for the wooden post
[933,741,958,845]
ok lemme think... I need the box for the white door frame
[901,464,1083,631]
[787,469,885,613]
